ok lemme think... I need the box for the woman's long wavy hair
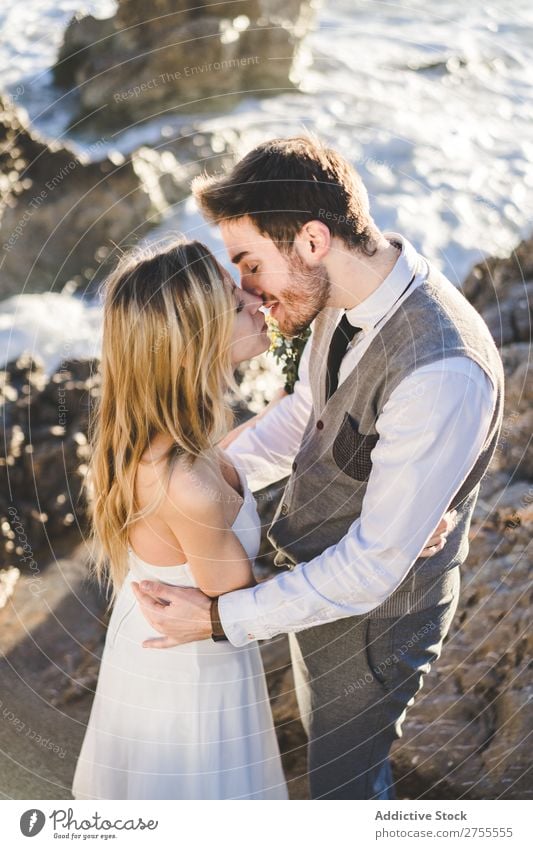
[87,239,237,600]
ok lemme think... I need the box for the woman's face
[226,275,270,366]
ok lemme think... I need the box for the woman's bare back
[128,435,244,566]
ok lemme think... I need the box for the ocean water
[1,0,532,373]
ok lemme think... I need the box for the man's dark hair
[192,136,379,255]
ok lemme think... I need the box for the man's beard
[277,253,332,338]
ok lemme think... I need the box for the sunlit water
[1,0,532,373]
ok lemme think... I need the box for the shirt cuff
[217,584,273,647]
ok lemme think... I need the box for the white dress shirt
[222,233,496,646]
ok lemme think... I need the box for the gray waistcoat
[268,260,504,607]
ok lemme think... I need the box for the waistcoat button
[292,461,298,472]
[280,503,289,516]
[316,420,324,430]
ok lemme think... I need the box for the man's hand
[420,509,457,557]
[131,582,212,648]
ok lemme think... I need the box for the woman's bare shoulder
[162,453,223,522]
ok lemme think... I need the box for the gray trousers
[289,565,461,800]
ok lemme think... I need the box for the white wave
[0,292,102,374]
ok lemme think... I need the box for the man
[132,137,504,799]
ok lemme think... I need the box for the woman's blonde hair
[87,239,236,599]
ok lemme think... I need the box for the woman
[72,240,289,800]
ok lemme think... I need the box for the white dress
[72,471,288,800]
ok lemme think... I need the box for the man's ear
[293,220,331,265]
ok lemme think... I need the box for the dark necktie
[325,313,362,401]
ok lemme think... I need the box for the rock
[260,636,309,798]
[493,343,533,481]
[52,0,316,129]
[0,544,107,798]
[478,282,533,348]
[461,236,533,312]
[0,353,100,572]
[392,519,532,800]
[0,567,20,609]
[0,95,190,299]
[390,233,533,800]
[53,14,116,88]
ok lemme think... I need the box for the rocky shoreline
[0,93,241,300]
[0,2,318,302]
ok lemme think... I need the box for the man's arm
[218,357,496,645]
[224,336,313,491]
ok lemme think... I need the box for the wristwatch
[210,597,229,642]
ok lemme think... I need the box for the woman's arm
[160,460,255,598]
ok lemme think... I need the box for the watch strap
[210,596,229,642]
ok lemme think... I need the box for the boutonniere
[267,317,311,394]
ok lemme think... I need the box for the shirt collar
[344,232,421,332]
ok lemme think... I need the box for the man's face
[220,217,331,338]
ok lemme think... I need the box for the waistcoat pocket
[332,412,379,481]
